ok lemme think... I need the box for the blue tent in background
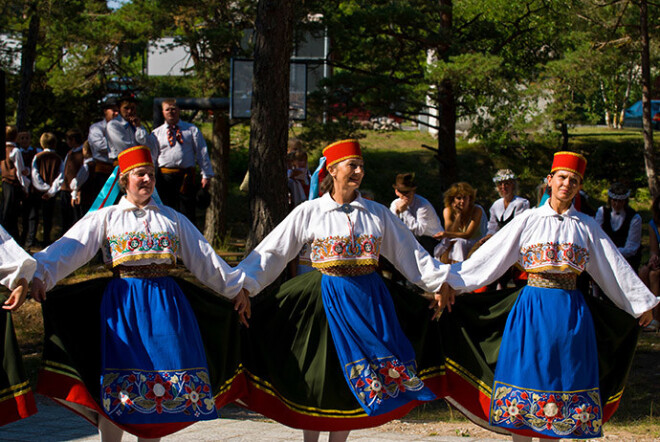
[624,99,660,128]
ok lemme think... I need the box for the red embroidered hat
[322,139,362,168]
[551,151,587,179]
[118,145,153,174]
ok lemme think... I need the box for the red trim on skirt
[238,369,447,432]
[0,389,36,426]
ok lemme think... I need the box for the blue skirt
[99,277,218,424]
[489,285,602,438]
[321,272,437,416]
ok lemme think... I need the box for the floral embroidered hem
[490,383,602,438]
[102,368,217,423]
[347,357,427,411]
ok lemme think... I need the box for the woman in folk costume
[437,151,658,440]
[0,225,37,425]
[237,140,450,442]
[31,146,250,441]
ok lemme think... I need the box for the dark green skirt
[37,277,246,439]
[240,270,448,431]
[0,292,36,426]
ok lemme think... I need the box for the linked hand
[3,278,28,311]
[233,288,251,328]
[429,283,456,321]
[639,310,653,327]
[31,278,47,303]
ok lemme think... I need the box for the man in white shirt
[389,172,443,254]
[148,99,214,224]
[106,96,148,160]
[595,182,642,271]
[87,98,119,198]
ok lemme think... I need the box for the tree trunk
[16,2,40,131]
[203,112,230,245]
[1,70,5,155]
[246,0,295,252]
[560,121,569,149]
[640,0,659,197]
[436,0,456,191]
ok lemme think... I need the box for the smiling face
[329,158,364,194]
[124,165,155,207]
[496,179,515,200]
[547,169,581,206]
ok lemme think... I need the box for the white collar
[539,199,580,220]
[117,195,160,212]
[319,191,368,213]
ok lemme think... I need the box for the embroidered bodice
[239,192,448,295]
[310,234,381,269]
[34,197,245,298]
[446,201,658,317]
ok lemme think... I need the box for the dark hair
[5,125,17,142]
[66,128,84,145]
[320,171,334,194]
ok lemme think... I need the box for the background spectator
[17,130,40,248]
[595,182,642,271]
[433,181,487,263]
[2,126,31,239]
[149,99,214,225]
[389,172,443,254]
[31,132,62,246]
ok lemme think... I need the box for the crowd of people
[0,125,658,442]
[1,97,214,254]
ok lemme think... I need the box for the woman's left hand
[3,278,28,311]
[639,309,654,327]
[233,288,251,328]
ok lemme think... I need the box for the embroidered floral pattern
[101,368,216,419]
[104,231,180,265]
[347,357,425,410]
[311,235,381,267]
[520,242,589,273]
[490,383,602,438]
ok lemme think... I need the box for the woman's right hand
[233,288,251,328]
[31,278,47,303]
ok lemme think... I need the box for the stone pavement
[0,395,504,442]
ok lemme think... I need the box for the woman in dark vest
[594,182,642,271]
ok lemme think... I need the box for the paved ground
[0,395,502,441]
